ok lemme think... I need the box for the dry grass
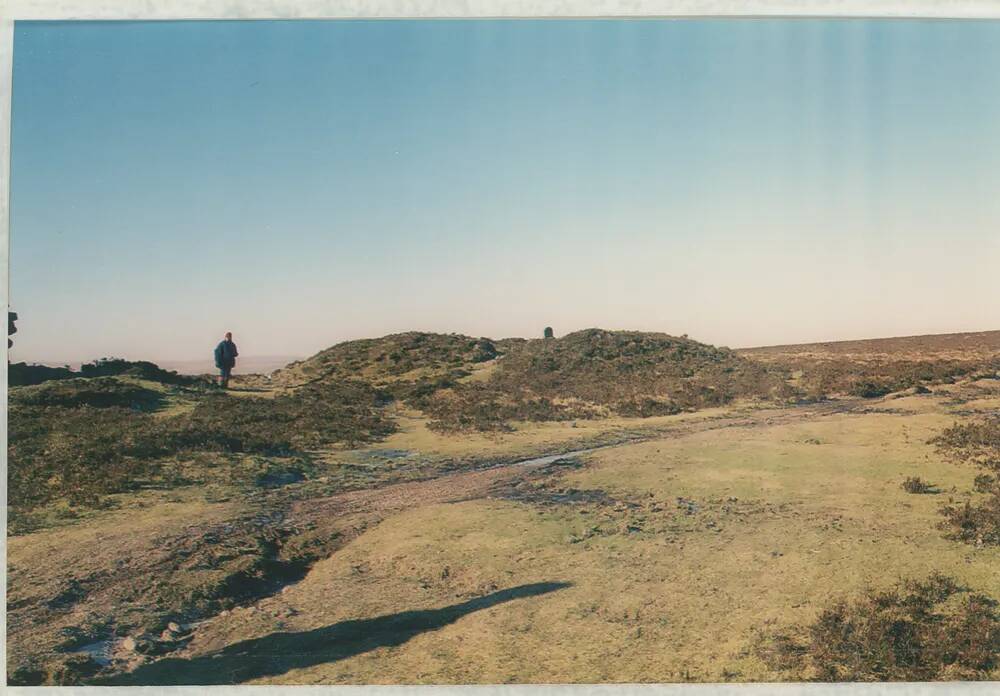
[65,386,999,685]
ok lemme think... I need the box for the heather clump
[757,574,1000,681]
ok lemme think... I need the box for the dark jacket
[214,339,238,369]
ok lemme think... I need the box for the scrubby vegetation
[177,381,395,453]
[78,357,197,385]
[8,362,77,386]
[901,476,936,494]
[420,383,605,433]
[792,357,995,400]
[418,330,796,431]
[742,330,1000,400]
[275,332,498,385]
[7,377,395,529]
[9,404,171,513]
[933,417,1000,466]
[758,574,1000,680]
[9,357,198,387]
[9,377,165,410]
[271,329,801,433]
[933,417,1000,545]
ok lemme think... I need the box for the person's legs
[220,366,231,388]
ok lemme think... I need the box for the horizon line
[11,325,999,370]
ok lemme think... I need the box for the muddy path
[288,399,857,533]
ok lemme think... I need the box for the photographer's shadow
[103,581,571,685]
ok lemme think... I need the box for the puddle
[69,620,210,666]
[509,448,601,469]
[74,638,118,666]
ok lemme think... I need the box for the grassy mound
[419,329,793,431]
[493,329,788,402]
[275,332,498,385]
[271,329,794,431]
[758,574,1000,680]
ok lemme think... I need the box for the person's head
[225,332,232,341]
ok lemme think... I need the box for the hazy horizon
[10,19,1000,364]
[15,324,1000,371]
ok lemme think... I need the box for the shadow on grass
[101,581,571,685]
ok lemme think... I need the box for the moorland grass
[7,377,396,528]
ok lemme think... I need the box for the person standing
[214,331,239,388]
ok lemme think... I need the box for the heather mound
[273,332,498,387]
[418,329,794,431]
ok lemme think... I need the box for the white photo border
[3,2,1000,695]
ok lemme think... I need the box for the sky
[9,19,1000,364]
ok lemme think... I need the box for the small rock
[166,622,182,634]
[120,635,156,654]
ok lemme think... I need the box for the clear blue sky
[10,19,1000,364]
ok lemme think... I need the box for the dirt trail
[288,399,858,549]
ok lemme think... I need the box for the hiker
[214,331,239,388]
